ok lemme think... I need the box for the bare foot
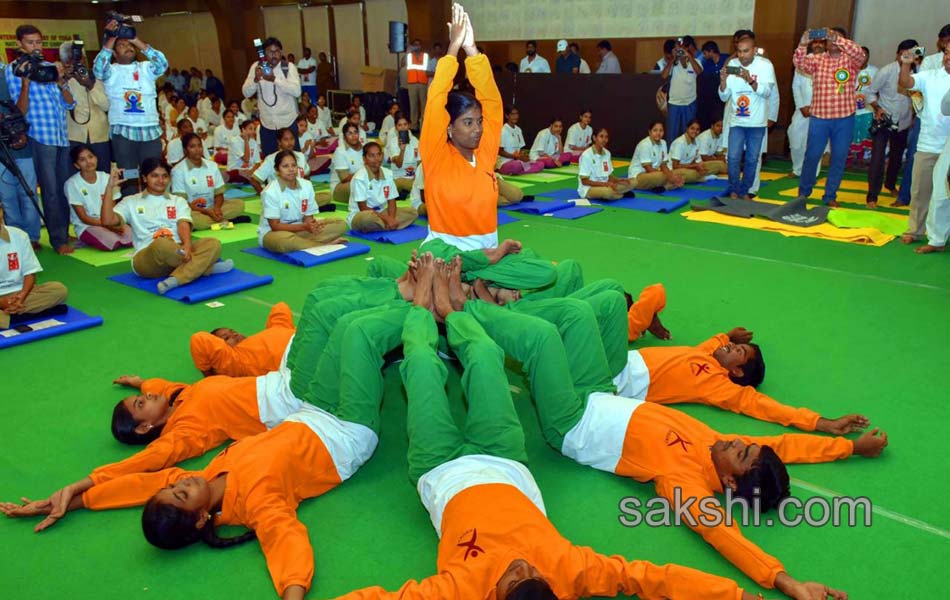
[483,239,522,264]
[327,237,348,245]
[647,313,671,340]
[900,234,916,245]
[447,256,467,311]
[866,201,878,209]
[827,200,839,208]
[55,244,74,255]
[491,286,522,305]
[915,244,945,254]
[411,252,436,310]
[472,278,497,303]
[433,259,454,322]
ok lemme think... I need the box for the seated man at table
[0,204,68,329]
[346,142,418,233]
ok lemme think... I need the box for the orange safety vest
[406,52,429,84]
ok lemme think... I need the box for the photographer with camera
[4,25,77,255]
[661,35,703,143]
[863,39,918,209]
[0,61,40,249]
[242,37,301,156]
[60,41,111,175]
[93,14,168,197]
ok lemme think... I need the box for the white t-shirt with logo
[258,178,318,245]
[577,147,613,198]
[113,193,193,257]
[253,150,307,185]
[213,123,240,149]
[669,134,702,165]
[384,133,420,179]
[565,123,593,152]
[330,145,364,196]
[65,171,122,239]
[297,57,317,86]
[170,159,226,208]
[629,138,670,178]
[529,128,561,160]
[696,129,726,157]
[227,135,262,171]
[0,225,42,296]
[347,167,400,227]
[719,56,776,128]
[498,123,526,166]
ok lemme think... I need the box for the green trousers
[517,258,584,300]
[287,277,401,399]
[366,255,408,279]
[403,306,527,484]
[419,238,557,291]
[308,301,410,423]
[563,280,629,377]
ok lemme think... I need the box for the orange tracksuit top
[640,333,822,431]
[83,420,341,597]
[616,402,854,588]
[337,483,744,600]
[89,375,263,485]
[419,54,502,238]
[190,302,296,377]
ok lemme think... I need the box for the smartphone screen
[809,28,827,40]
[398,130,410,144]
[726,66,742,75]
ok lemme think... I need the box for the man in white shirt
[788,41,825,177]
[920,25,950,72]
[718,32,775,199]
[242,36,301,156]
[898,46,950,249]
[662,36,703,143]
[569,43,591,74]
[297,47,318,104]
[519,41,550,74]
[595,40,621,74]
[0,204,68,329]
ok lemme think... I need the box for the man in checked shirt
[793,27,867,207]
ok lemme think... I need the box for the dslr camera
[253,38,273,76]
[868,112,898,136]
[10,50,59,83]
[69,37,90,81]
[104,11,143,40]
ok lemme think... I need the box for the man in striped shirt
[794,27,866,206]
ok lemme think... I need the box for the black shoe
[650,186,666,194]
[747,193,757,199]
[318,204,337,212]
[520,195,535,201]
[623,190,636,198]
[231,215,252,224]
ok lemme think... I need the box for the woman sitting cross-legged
[258,150,348,253]
[628,119,685,190]
[576,127,635,201]
[170,133,246,230]
[99,157,232,295]
[529,115,575,168]
[64,144,133,251]
[347,142,418,233]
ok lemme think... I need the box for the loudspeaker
[389,21,407,53]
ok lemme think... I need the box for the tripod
[0,138,45,230]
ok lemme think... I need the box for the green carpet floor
[1,159,947,598]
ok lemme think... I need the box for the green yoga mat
[192,222,260,243]
[504,179,537,190]
[39,228,134,267]
[827,209,907,236]
[505,171,574,183]
[548,165,580,175]
[244,198,262,215]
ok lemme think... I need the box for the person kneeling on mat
[347,142,418,233]
[170,133,247,230]
[99,157,233,295]
[258,151,348,253]
[0,204,68,329]
[190,301,296,377]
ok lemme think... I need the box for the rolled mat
[108,269,274,303]
[0,306,103,350]
[590,196,689,213]
[348,224,429,244]
[551,205,604,219]
[242,242,371,267]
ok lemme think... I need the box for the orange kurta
[616,402,854,588]
[337,483,744,600]
[190,302,295,377]
[89,376,263,485]
[83,420,342,597]
[419,54,502,238]
[640,333,822,430]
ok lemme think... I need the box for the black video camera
[868,112,898,136]
[10,51,59,83]
[104,11,143,40]
[69,37,91,81]
[0,100,31,150]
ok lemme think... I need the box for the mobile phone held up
[398,130,410,145]
[726,65,742,75]
[809,28,827,40]
[118,168,139,180]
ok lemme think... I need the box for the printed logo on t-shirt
[80,188,88,196]
[856,93,867,110]
[689,361,712,376]
[383,186,390,197]
[136,206,145,214]
[195,198,208,208]
[6,252,19,271]
[602,160,610,172]
[166,206,177,220]
[456,528,484,561]
[301,199,308,212]
[206,175,215,187]
[735,95,751,118]
[665,429,693,452]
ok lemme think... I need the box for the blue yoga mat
[699,178,730,190]
[551,205,604,220]
[108,269,274,303]
[536,188,584,202]
[224,188,258,199]
[242,242,370,267]
[649,186,722,201]
[310,173,331,183]
[0,306,103,350]
[590,196,689,213]
[496,212,520,225]
[348,224,428,244]
[504,199,576,214]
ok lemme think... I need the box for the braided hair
[142,496,256,550]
